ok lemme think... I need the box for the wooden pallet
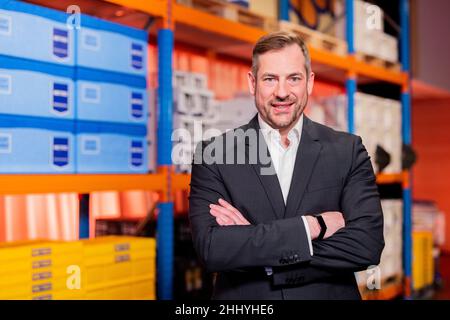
[359,274,403,300]
[278,21,347,56]
[355,52,401,72]
[177,0,277,32]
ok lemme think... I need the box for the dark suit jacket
[188,115,385,300]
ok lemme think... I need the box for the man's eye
[290,77,301,82]
[264,78,275,82]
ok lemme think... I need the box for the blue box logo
[52,82,69,114]
[53,27,69,59]
[130,140,143,167]
[131,42,143,70]
[53,137,69,167]
[131,92,144,119]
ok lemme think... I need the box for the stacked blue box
[0,0,74,66]
[76,68,147,125]
[76,121,147,173]
[76,13,147,76]
[0,115,75,173]
[0,55,75,119]
[75,13,149,173]
[0,1,75,173]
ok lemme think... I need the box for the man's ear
[247,71,256,95]
[307,72,315,95]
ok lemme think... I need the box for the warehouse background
[0,0,449,300]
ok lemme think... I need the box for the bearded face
[248,44,314,134]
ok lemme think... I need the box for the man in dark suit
[188,31,384,299]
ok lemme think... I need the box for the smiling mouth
[271,102,294,112]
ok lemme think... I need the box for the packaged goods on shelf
[0,237,156,300]
[174,87,204,115]
[249,0,277,19]
[81,236,156,300]
[355,199,403,289]
[173,70,192,88]
[173,71,207,91]
[379,99,402,174]
[307,95,348,132]
[0,115,75,173]
[379,200,403,279]
[334,0,399,63]
[76,77,148,125]
[191,73,208,90]
[76,14,147,77]
[76,121,147,173]
[377,32,399,63]
[413,201,446,247]
[0,1,74,65]
[214,94,257,130]
[0,240,84,300]
[308,92,402,174]
[413,231,434,290]
[0,56,74,119]
[172,71,221,173]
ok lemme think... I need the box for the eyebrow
[261,72,304,78]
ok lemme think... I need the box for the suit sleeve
[272,136,385,286]
[189,142,312,273]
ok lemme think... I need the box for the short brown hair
[251,31,311,77]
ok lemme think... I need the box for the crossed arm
[189,136,385,285]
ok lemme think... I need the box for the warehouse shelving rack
[0,0,412,300]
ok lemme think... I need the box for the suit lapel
[245,115,285,219]
[284,116,322,219]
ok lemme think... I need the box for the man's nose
[275,80,289,100]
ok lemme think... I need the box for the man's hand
[209,199,250,226]
[305,211,345,240]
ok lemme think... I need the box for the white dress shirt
[258,114,314,275]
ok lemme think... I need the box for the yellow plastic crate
[132,258,156,278]
[85,275,154,300]
[0,240,82,262]
[0,253,83,277]
[412,231,434,290]
[132,277,155,300]
[81,236,155,258]
[83,256,155,287]
[83,255,132,287]
[0,276,85,300]
[81,237,156,288]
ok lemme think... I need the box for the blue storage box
[0,55,74,119]
[0,115,75,173]
[0,0,74,65]
[76,121,147,173]
[76,77,147,125]
[77,14,147,77]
